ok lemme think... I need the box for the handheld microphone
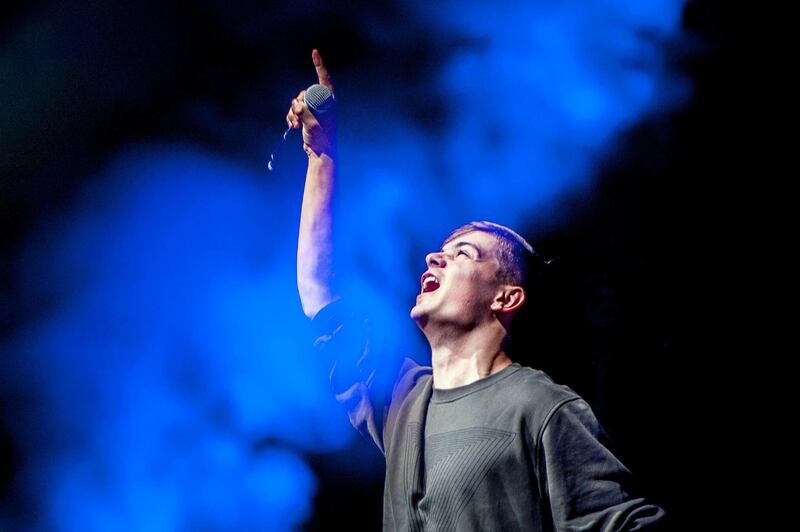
[268,83,334,171]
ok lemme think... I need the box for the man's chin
[409,302,427,320]
[410,309,427,329]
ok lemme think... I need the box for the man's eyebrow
[442,241,483,257]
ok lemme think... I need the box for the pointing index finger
[312,49,334,95]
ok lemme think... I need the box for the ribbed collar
[431,363,522,403]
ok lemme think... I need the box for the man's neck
[425,321,513,389]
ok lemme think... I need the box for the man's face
[410,230,504,329]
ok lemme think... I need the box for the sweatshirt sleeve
[311,299,404,455]
[539,398,666,531]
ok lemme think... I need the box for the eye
[457,249,469,257]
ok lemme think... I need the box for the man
[290,50,665,531]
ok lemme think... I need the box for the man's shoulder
[502,364,583,417]
[398,357,432,381]
[392,357,432,398]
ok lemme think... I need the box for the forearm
[297,152,339,318]
[542,400,666,530]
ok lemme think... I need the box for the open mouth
[421,273,440,294]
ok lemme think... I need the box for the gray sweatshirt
[313,300,665,531]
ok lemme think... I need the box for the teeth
[421,274,440,293]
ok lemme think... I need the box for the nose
[426,251,447,268]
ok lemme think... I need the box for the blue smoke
[6,145,348,530]
[333,0,690,337]
[3,0,690,529]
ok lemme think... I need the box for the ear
[491,285,526,314]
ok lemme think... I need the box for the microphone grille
[304,84,334,114]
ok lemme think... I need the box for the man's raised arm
[290,49,339,319]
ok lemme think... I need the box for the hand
[286,49,336,157]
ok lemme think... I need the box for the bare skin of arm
[290,49,339,319]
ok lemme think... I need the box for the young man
[291,50,665,531]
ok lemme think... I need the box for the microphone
[268,83,334,171]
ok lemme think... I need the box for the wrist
[308,150,336,170]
